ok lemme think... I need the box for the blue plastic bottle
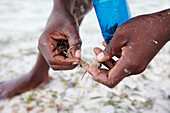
[92,0,131,44]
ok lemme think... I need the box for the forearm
[163,9,170,41]
[52,0,92,22]
[158,8,170,41]
[73,0,93,20]
[53,0,76,14]
[45,0,76,27]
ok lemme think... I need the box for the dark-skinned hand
[38,10,82,70]
[83,9,170,88]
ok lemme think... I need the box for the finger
[101,42,122,58]
[83,64,108,82]
[51,64,77,70]
[52,50,61,57]
[50,41,57,52]
[93,47,102,55]
[94,69,111,86]
[83,64,113,87]
[97,33,128,62]
[107,56,131,88]
[39,35,79,67]
[84,53,131,88]
[50,34,68,52]
[83,64,104,79]
[52,45,68,56]
[94,47,116,69]
[63,22,82,58]
[50,32,67,40]
[102,60,116,69]
[102,41,107,47]
[49,55,79,66]
[115,51,122,58]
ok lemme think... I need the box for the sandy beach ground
[0,0,170,113]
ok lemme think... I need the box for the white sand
[0,0,170,113]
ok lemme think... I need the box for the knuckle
[73,37,82,45]
[124,62,139,75]
[114,28,127,42]
[70,38,82,49]
[104,45,113,57]
[114,33,124,42]
[114,27,123,36]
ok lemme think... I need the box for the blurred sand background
[0,0,170,113]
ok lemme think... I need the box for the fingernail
[83,64,89,70]
[102,41,107,47]
[75,50,81,58]
[97,52,104,61]
[72,61,79,65]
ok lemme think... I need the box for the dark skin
[0,0,169,99]
[84,9,170,88]
[39,0,92,70]
[0,0,92,99]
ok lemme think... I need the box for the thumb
[97,34,127,62]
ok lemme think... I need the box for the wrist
[161,9,170,41]
[153,9,170,42]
